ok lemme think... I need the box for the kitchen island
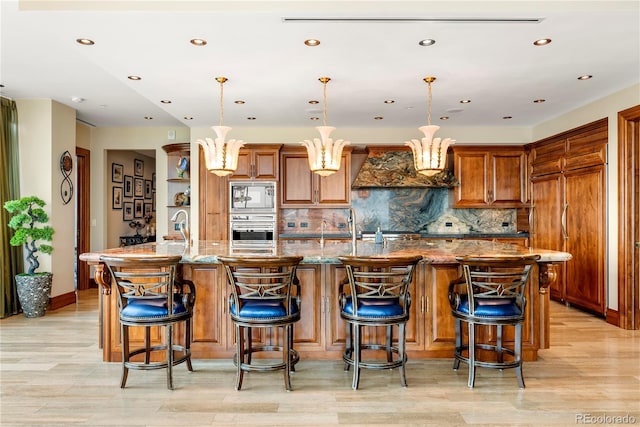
[80,239,571,362]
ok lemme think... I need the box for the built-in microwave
[229,181,276,213]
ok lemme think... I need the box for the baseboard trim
[606,308,619,327]
[49,291,76,311]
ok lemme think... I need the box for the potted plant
[4,196,54,317]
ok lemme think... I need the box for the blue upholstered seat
[455,295,522,317]
[121,297,188,318]
[231,299,299,318]
[341,296,403,317]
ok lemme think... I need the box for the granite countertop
[80,238,569,265]
[279,232,529,239]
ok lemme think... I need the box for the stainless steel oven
[230,214,276,245]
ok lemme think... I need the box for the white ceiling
[1,1,638,130]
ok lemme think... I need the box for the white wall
[15,99,76,299]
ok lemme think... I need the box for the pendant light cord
[322,79,328,126]
[219,79,224,127]
[426,79,432,126]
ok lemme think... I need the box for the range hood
[351,147,457,189]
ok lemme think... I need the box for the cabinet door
[564,165,606,314]
[288,264,324,352]
[453,150,489,207]
[231,147,279,180]
[199,147,228,241]
[490,150,526,207]
[317,152,351,206]
[281,153,315,206]
[252,149,279,180]
[531,173,565,301]
[424,264,458,355]
[182,264,230,353]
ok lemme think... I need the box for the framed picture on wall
[134,199,144,218]
[123,175,133,198]
[152,173,156,190]
[144,202,152,217]
[152,192,156,211]
[112,163,123,183]
[144,180,152,199]
[134,178,144,197]
[134,159,144,177]
[123,202,134,221]
[112,187,123,209]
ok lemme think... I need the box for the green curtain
[1,97,23,317]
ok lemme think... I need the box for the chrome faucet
[320,220,327,248]
[170,209,190,244]
[348,207,357,254]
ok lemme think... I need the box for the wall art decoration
[134,159,144,177]
[112,163,123,183]
[123,175,133,198]
[144,180,152,199]
[134,199,144,218]
[112,187,123,209]
[123,202,134,221]
[134,178,144,197]
[60,150,74,204]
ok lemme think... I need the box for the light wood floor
[1,289,638,426]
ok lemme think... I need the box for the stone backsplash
[280,188,516,235]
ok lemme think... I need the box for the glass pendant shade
[301,126,348,176]
[405,125,454,176]
[196,76,243,177]
[406,76,454,176]
[300,77,350,176]
[197,125,244,177]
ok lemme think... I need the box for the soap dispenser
[374,227,384,244]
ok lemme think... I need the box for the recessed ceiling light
[308,100,319,105]
[160,100,172,104]
[577,75,593,80]
[533,38,552,46]
[310,117,319,121]
[460,99,471,104]
[440,116,450,121]
[128,75,142,81]
[76,38,94,45]
[190,38,207,46]
[144,116,153,120]
[247,117,256,120]
[374,116,383,120]
[384,100,395,104]
[502,116,513,120]
[304,39,320,46]
[183,117,193,120]
[418,39,436,46]
[235,100,245,104]
[533,99,546,103]
[71,97,85,103]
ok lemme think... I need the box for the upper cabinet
[229,145,281,180]
[280,147,352,207]
[452,146,527,208]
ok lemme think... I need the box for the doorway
[618,105,640,330]
[76,147,91,290]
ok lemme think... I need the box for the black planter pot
[15,273,53,318]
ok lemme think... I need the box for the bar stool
[448,254,540,388]
[100,255,196,389]
[218,256,303,391]
[338,255,423,390]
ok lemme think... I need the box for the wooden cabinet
[162,143,191,240]
[198,147,228,241]
[452,146,527,208]
[230,145,280,180]
[528,118,607,314]
[280,147,351,207]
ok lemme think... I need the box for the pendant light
[197,77,244,176]
[299,77,350,176]
[405,76,455,176]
